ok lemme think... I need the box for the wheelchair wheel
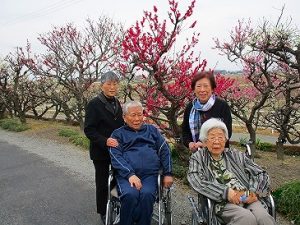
[191,212,197,225]
[106,197,120,225]
[163,189,172,225]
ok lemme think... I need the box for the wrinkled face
[204,128,226,160]
[124,106,144,130]
[194,78,213,103]
[101,80,119,98]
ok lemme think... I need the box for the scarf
[189,94,216,142]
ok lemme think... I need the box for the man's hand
[106,138,119,148]
[128,175,142,190]
[227,188,241,205]
[163,176,173,188]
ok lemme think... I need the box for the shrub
[58,128,89,150]
[238,137,248,147]
[256,138,273,152]
[273,180,300,224]
[172,159,187,178]
[170,144,189,179]
[284,146,300,156]
[0,118,30,132]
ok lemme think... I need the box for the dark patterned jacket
[84,93,124,161]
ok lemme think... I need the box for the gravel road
[0,129,291,225]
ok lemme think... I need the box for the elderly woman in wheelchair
[108,101,173,225]
[187,118,276,225]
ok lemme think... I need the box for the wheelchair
[188,143,276,225]
[105,168,172,225]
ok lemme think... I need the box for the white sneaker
[113,213,120,225]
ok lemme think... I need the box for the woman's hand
[188,141,204,153]
[106,137,119,147]
[227,188,241,205]
[245,192,258,204]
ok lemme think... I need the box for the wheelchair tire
[106,197,120,225]
[163,189,172,225]
[191,212,197,225]
[164,212,172,225]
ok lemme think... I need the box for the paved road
[0,140,100,225]
[0,131,166,225]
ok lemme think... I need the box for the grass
[233,137,300,156]
[58,128,89,150]
[0,118,30,132]
[273,181,300,224]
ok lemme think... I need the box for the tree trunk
[0,104,6,119]
[79,118,84,131]
[246,123,257,158]
[276,134,285,160]
[52,105,61,120]
[276,141,285,160]
[18,111,27,124]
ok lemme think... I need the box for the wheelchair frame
[188,143,276,225]
[105,169,172,225]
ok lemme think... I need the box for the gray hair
[199,118,228,142]
[99,71,119,84]
[123,101,143,115]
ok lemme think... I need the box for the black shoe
[100,214,106,225]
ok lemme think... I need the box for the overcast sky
[1,0,299,70]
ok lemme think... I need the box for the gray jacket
[187,147,271,225]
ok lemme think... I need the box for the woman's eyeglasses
[207,136,225,142]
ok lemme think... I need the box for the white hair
[199,118,228,142]
[123,101,143,115]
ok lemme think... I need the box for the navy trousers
[117,175,158,225]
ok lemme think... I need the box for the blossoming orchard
[0,0,299,160]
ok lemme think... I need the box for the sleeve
[181,103,193,147]
[84,101,107,149]
[155,127,172,176]
[243,155,271,197]
[109,132,135,179]
[222,101,232,139]
[187,153,229,202]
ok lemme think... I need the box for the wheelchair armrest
[107,166,118,199]
[245,144,252,158]
[268,194,276,220]
[207,198,213,224]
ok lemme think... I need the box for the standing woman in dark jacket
[84,71,124,223]
[181,71,232,152]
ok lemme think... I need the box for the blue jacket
[109,124,172,179]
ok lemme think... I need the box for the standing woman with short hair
[84,71,124,223]
[181,71,232,152]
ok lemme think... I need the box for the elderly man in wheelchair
[108,101,173,225]
[187,118,276,225]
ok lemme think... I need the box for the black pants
[93,160,110,215]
